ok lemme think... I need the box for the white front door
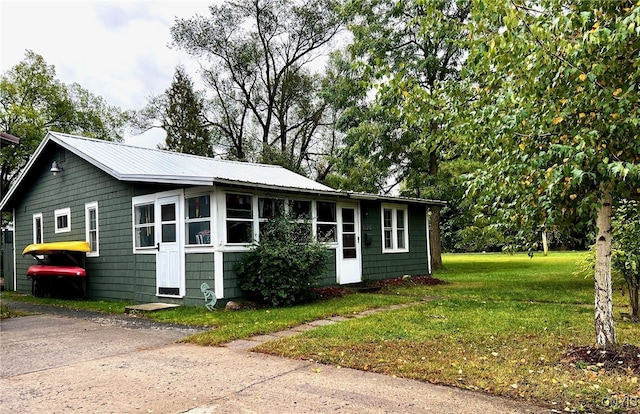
[337,204,362,284]
[156,196,184,296]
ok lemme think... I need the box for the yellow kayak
[22,241,91,256]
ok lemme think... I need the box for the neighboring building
[0,132,20,146]
[0,132,445,306]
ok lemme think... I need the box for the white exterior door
[156,196,184,296]
[337,204,362,284]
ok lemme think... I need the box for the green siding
[9,142,432,304]
[360,201,429,281]
[12,146,176,301]
[184,252,215,306]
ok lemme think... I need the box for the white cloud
[0,0,215,148]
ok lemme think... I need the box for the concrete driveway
[0,310,551,414]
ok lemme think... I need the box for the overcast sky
[0,0,218,149]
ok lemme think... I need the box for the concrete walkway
[0,302,553,414]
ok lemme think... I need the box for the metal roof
[0,131,446,210]
[49,132,338,192]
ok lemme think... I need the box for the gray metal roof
[0,131,446,210]
[48,132,338,193]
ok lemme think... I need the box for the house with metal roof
[0,132,445,306]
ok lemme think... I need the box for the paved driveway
[0,311,551,414]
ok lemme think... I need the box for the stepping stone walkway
[225,302,419,351]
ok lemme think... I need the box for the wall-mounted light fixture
[50,161,63,176]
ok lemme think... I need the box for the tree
[465,1,640,348]
[0,50,126,196]
[333,0,471,267]
[170,0,342,173]
[134,66,213,157]
[612,200,640,321]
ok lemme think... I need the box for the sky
[0,0,218,149]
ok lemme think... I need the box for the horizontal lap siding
[223,251,245,299]
[13,148,138,300]
[184,252,215,306]
[361,202,429,281]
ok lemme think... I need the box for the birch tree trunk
[594,188,616,349]
[542,231,548,257]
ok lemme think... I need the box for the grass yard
[254,252,640,413]
[4,251,638,412]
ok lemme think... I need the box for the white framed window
[225,193,253,244]
[316,201,337,242]
[85,202,99,257]
[33,213,43,244]
[133,202,156,250]
[185,194,212,245]
[381,204,409,253]
[54,208,71,233]
[258,197,284,236]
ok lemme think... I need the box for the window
[289,199,312,237]
[381,204,409,252]
[134,203,155,248]
[258,197,284,235]
[226,193,253,243]
[185,195,211,245]
[54,208,71,233]
[316,201,337,242]
[85,202,99,257]
[33,213,43,244]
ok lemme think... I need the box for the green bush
[454,219,504,252]
[235,212,329,307]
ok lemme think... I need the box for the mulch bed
[374,275,448,288]
[564,344,640,375]
[313,276,448,300]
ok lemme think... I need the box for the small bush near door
[235,213,329,307]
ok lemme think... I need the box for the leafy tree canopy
[0,50,126,195]
[169,0,343,176]
[464,0,640,348]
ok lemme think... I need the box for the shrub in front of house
[235,213,329,307]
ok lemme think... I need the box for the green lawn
[255,252,640,413]
[4,251,638,412]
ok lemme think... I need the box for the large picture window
[226,193,253,243]
[185,195,211,245]
[134,203,155,248]
[85,202,99,257]
[381,204,409,253]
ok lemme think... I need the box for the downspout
[426,207,432,275]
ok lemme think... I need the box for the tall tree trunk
[429,207,443,270]
[542,231,549,256]
[594,188,616,349]
[428,150,443,269]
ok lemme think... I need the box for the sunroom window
[226,193,253,243]
[185,195,211,245]
[134,203,155,248]
[316,201,337,242]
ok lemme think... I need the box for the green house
[0,132,445,306]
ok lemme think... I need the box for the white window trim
[224,192,255,246]
[32,213,43,244]
[54,207,71,234]
[184,193,213,248]
[85,201,99,257]
[220,192,340,249]
[381,203,409,253]
[132,193,158,254]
